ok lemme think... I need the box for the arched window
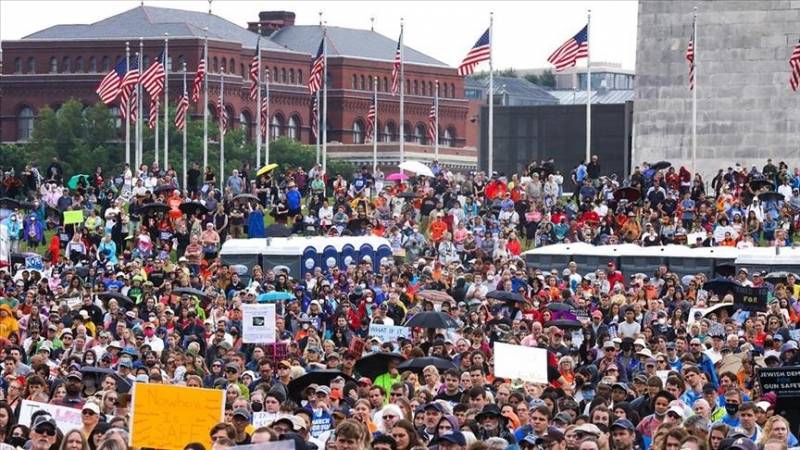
[413,80,418,95]
[289,69,295,85]
[287,115,299,140]
[102,56,110,72]
[421,81,426,96]
[428,81,433,97]
[14,58,21,73]
[383,77,388,92]
[414,124,425,144]
[61,56,71,73]
[281,68,287,84]
[360,75,366,90]
[89,56,96,73]
[450,83,456,98]
[297,69,303,85]
[352,74,358,90]
[352,120,365,144]
[383,122,396,142]
[444,127,455,147]
[239,111,251,141]
[27,57,36,73]
[221,58,227,73]
[403,122,412,142]
[241,63,245,78]
[75,56,84,73]
[18,107,34,141]
[212,57,218,72]
[49,57,58,73]
[270,114,284,140]
[177,55,186,72]
[273,67,279,82]
[405,79,410,95]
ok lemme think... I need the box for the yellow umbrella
[256,163,279,177]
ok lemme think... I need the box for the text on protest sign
[19,400,82,433]
[368,323,410,342]
[242,304,277,344]
[493,342,549,384]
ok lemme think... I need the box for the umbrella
[399,160,435,177]
[750,179,774,191]
[354,352,406,380]
[416,290,455,304]
[613,187,641,202]
[398,357,457,374]
[404,311,459,329]
[139,202,170,216]
[96,292,134,310]
[702,278,738,295]
[173,287,213,301]
[764,271,799,285]
[257,292,294,302]
[265,224,292,238]
[386,173,409,181]
[256,164,279,177]
[153,184,177,195]
[233,193,260,203]
[543,319,583,330]
[702,302,736,318]
[67,174,90,190]
[546,302,574,313]
[758,191,785,203]
[714,262,736,278]
[397,191,420,199]
[80,367,131,393]
[287,370,353,401]
[0,198,20,209]
[486,290,526,304]
[179,201,209,216]
[650,161,671,171]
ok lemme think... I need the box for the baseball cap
[610,418,635,431]
[729,438,758,450]
[755,401,772,412]
[67,370,83,381]
[232,408,251,421]
[432,431,466,446]
[273,415,307,431]
[667,404,685,419]
[423,402,445,413]
[536,427,566,443]
[315,386,331,396]
[357,377,372,385]
[574,423,602,436]
[82,402,100,415]
[32,415,57,431]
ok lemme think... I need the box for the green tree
[496,67,518,78]
[524,70,556,88]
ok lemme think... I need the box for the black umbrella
[287,370,354,401]
[265,223,292,238]
[543,319,583,330]
[0,197,20,209]
[153,184,177,195]
[486,290,526,304]
[173,287,214,301]
[179,201,209,216]
[404,311,459,329]
[613,187,641,202]
[10,252,39,266]
[651,161,671,171]
[139,202,170,216]
[97,292,134,310]
[398,357,457,374]
[233,193,260,203]
[758,191,785,203]
[354,352,406,380]
[80,366,131,393]
[546,302,574,313]
[714,262,736,278]
[749,179,774,191]
[764,271,799,285]
[702,278,738,295]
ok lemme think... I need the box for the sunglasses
[35,427,56,437]
[82,410,96,416]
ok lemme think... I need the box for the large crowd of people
[0,155,797,450]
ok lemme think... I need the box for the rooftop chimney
[248,11,296,36]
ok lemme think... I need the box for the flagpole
[203,27,209,172]
[434,80,440,162]
[220,70,225,181]
[692,7,697,176]
[138,38,144,171]
[586,10,592,164]
[315,89,321,165]
[155,98,160,166]
[164,33,169,171]
[373,77,378,173]
[182,62,187,190]
[255,24,262,169]
[488,13,494,175]
[322,24,328,174]
[134,52,140,171]
[125,42,131,166]
[399,18,405,165]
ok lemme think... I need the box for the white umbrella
[399,160,435,177]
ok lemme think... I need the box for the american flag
[365,102,376,143]
[249,40,260,100]
[686,29,695,90]
[119,58,140,122]
[260,93,269,138]
[308,38,325,94]
[175,93,189,129]
[790,39,800,91]
[391,30,402,95]
[310,96,318,141]
[548,25,589,72]
[458,28,490,76]
[122,88,138,123]
[217,95,228,136]
[191,59,206,103]
[427,103,436,144]
[141,50,166,99]
[96,58,127,105]
[148,99,159,129]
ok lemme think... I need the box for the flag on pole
[96,59,127,105]
[391,30,402,94]
[148,99,159,129]
[427,104,436,144]
[124,88,139,123]
[118,58,140,120]
[249,40,260,100]
[365,103,376,143]
[547,25,589,72]
[686,28,695,90]
[141,51,166,98]
[308,38,325,94]
[790,39,800,91]
[458,29,491,76]
[175,93,189,129]
[191,59,206,103]
[310,96,318,141]
[217,95,228,135]
[260,94,269,138]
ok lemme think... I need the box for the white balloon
[326,257,337,268]
[305,258,315,270]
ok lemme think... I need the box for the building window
[273,67,279,82]
[61,56,71,73]
[88,56,96,72]
[75,56,84,73]
[444,127,455,147]
[414,124,424,144]
[413,80,418,95]
[428,81,433,96]
[405,79,410,95]
[297,69,303,85]
[27,57,36,73]
[450,83,456,98]
[240,63,245,78]
[18,107,34,141]
[352,74,357,89]
[352,120,364,144]
[221,58,227,73]
[383,77,388,92]
[49,57,58,73]
[14,58,22,73]
[102,56,110,72]
[281,68,286,84]
[360,75,366,90]
[421,81,426,96]
[403,122,412,142]
[177,55,186,71]
[270,114,284,140]
[166,56,173,72]
[212,57,218,72]
[289,69,295,85]
[383,122,396,142]
[287,115,299,140]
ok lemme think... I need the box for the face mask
[251,402,263,412]
[654,411,666,419]
[8,437,26,448]
[85,359,95,365]
[725,403,739,416]
[582,390,595,401]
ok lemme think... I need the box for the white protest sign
[493,342,548,384]
[242,304,276,344]
[656,370,671,386]
[19,400,82,433]
[368,323,410,342]
[252,412,280,428]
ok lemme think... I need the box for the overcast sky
[0,0,638,70]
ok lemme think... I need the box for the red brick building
[0,6,476,169]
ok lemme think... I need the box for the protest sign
[63,210,84,225]
[732,285,768,312]
[368,323,410,342]
[242,304,276,344]
[233,440,295,450]
[25,255,43,270]
[757,366,800,397]
[493,342,548,384]
[130,383,224,450]
[19,400,82,433]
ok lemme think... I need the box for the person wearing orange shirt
[428,213,448,243]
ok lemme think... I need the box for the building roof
[466,76,557,105]
[269,25,447,67]
[549,89,634,105]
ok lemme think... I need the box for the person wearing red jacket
[607,261,624,291]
